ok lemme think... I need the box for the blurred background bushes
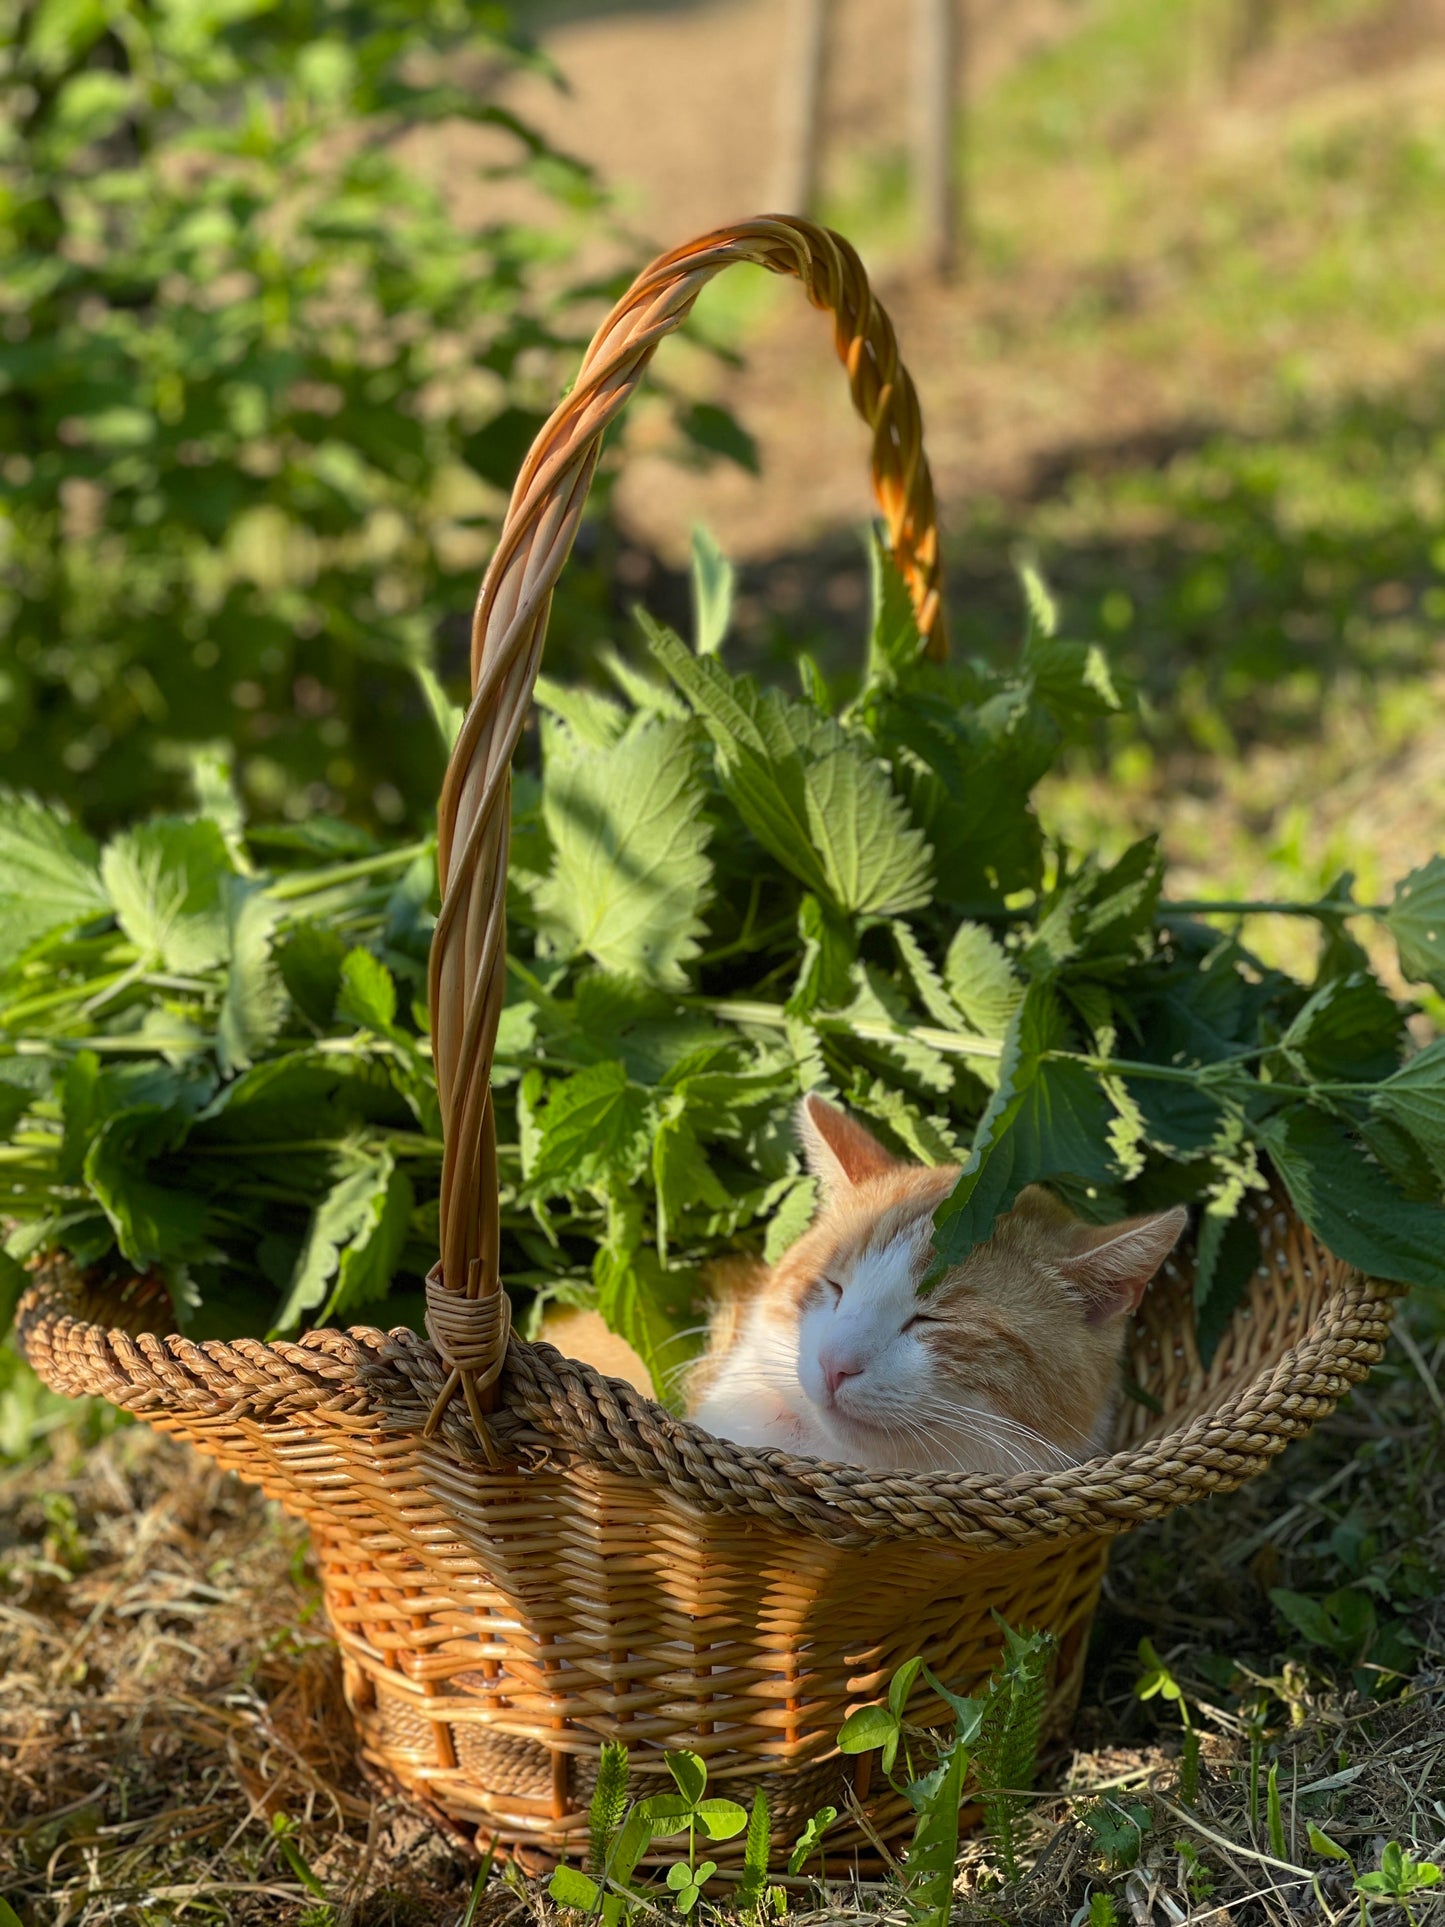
[0,0,621,832]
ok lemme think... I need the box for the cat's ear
[797,1095,898,1191]
[1059,1206,1188,1323]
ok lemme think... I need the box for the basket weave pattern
[16,218,1397,1862]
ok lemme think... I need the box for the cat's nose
[822,1356,862,1400]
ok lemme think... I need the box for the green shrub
[0,0,606,831]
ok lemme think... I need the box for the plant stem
[705,998,1005,1061]
[1161,898,1383,919]
[265,840,431,902]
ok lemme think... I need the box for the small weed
[1135,1637,1199,1804]
[1355,1841,1442,1924]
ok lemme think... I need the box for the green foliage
[588,1742,631,1878]
[2,540,1444,1384]
[834,1648,987,1920]
[1081,1801,1152,1873]
[548,1744,744,1921]
[1355,1841,1442,1903]
[785,1806,837,1877]
[971,1621,1054,1881]
[0,0,605,830]
[1135,1637,1199,1804]
[733,1789,772,1923]
[1265,1760,1285,1861]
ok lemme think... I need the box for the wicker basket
[17,218,1397,1867]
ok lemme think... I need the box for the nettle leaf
[272,1148,396,1334]
[84,1104,212,1277]
[1193,1202,1262,1367]
[790,894,856,1015]
[1025,637,1123,721]
[534,713,713,989]
[532,674,627,751]
[532,1062,654,1193]
[763,1175,817,1262]
[594,1233,696,1400]
[218,882,288,1074]
[653,1096,732,1259]
[1279,971,1405,1085]
[1370,1039,1445,1182]
[930,987,1112,1272]
[322,1163,413,1321]
[691,524,734,657]
[0,792,109,968]
[277,923,347,1029]
[101,817,235,972]
[1384,857,1445,994]
[1258,1105,1445,1293]
[841,963,953,1094]
[929,993,1041,1275]
[648,617,933,917]
[893,920,962,1030]
[865,527,925,684]
[337,947,397,1032]
[943,920,1024,1038]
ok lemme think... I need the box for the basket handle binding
[425,216,946,1444]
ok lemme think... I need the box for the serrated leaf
[532,1063,653,1193]
[865,527,925,684]
[533,677,627,750]
[337,947,397,1031]
[893,921,963,1030]
[1192,1202,1261,1367]
[593,1236,696,1400]
[0,792,108,969]
[535,714,713,989]
[648,617,933,916]
[653,1098,732,1260]
[322,1162,412,1321]
[1281,971,1405,1085]
[84,1105,211,1275]
[271,1149,394,1333]
[943,922,1023,1037]
[100,817,235,972]
[763,1175,817,1262]
[1385,857,1445,994]
[1369,1038,1445,1182]
[218,882,288,1074]
[276,923,347,1029]
[691,524,734,656]
[1257,1105,1445,1292]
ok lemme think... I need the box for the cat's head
[775,1095,1186,1475]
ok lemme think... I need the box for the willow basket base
[15,1183,1396,1866]
[313,1501,1109,1861]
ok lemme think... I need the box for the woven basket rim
[16,1223,1399,1552]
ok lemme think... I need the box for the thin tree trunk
[773,0,832,217]
[914,0,962,278]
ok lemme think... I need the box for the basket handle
[424,216,946,1441]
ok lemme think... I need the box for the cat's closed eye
[824,1277,843,1301]
[901,1310,943,1333]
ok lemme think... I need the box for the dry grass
[3,1314,1444,1925]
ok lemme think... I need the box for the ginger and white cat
[684,1096,1186,1476]
[537,1094,1186,1476]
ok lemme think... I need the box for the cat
[683,1095,1187,1477]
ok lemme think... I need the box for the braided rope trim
[14,1257,1397,1554]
